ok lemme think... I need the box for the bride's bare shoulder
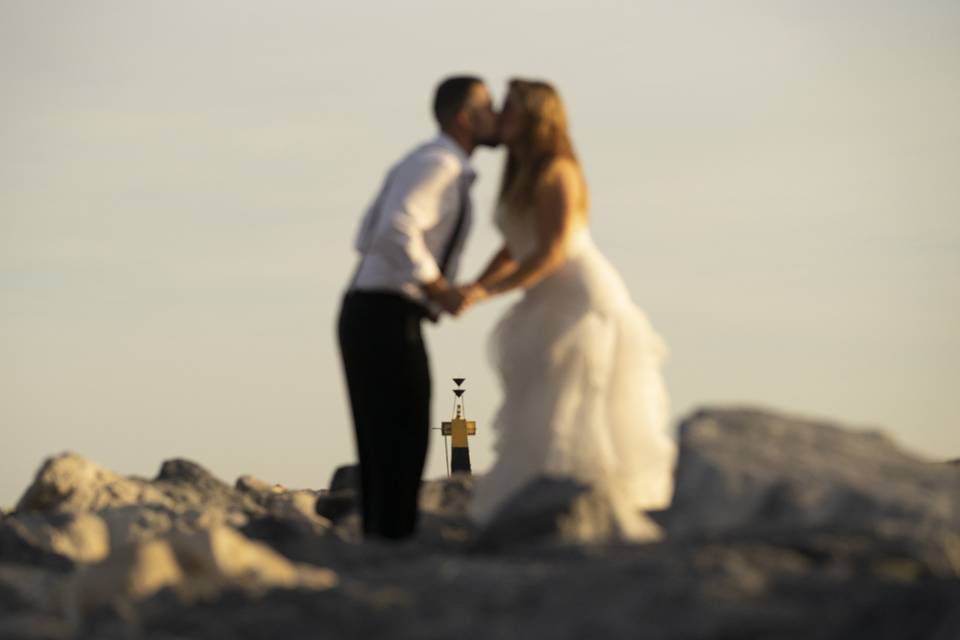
[536,157,582,196]
[541,156,580,182]
[536,157,587,213]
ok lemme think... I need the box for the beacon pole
[438,378,477,476]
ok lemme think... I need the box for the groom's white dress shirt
[350,133,476,308]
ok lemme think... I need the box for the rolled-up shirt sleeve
[371,154,460,285]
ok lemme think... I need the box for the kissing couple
[337,75,676,542]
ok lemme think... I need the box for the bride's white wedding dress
[468,203,676,541]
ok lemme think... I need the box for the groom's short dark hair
[433,76,483,127]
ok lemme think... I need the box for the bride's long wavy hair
[498,79,588,215]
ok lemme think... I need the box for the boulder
[0,564,70,617]
[13,454,277,556]
[151,459,263,517]
[664,407,960,538]
[96,502,253,551]
[315,464,360,523]
[232,475,333,559]
[315,465,476,529]
[265,490,330,530]
[72,526,338,616]
[6,413,959,640]
[419,473,474,517]
[0,512,109,568]
[15,452,170,514]
[235,475,329,529]
[235,474,284,499]
[156,459,228,489]
[0,614,73,640]
[15,454,267,523]
[314,492,356,523]
[170,525,301,593]
[71,537,184,614]
[474,475,659,549]
[96,504,177,548]
[328,465,359,493]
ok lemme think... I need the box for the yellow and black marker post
[440,378,476,474]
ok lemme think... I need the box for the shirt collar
[435,132,477,182]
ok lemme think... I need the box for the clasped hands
[435,282,489,317]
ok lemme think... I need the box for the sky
[2,0,958,508]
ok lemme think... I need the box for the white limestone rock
[15,452,170,514]
[0,511,109,567]
[665,407,960,538]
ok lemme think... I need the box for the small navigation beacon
[438,378,476,475]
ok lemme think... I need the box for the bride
[457,79,676,541]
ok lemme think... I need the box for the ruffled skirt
[468,240,676,541]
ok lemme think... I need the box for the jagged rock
[315,464,473,530]
[14,453,274,551]
[319,463,468,535]
[314,472,477,535]
[155,459,237,505]
[419,473,474,517]
[0,522,70,571]
[170,526,318,593]
[0,564,70,617]
[328,511,363,544]
[8,408,960,639]
[15,452,171,514]
[235,474,284,499]
[73,526,338,617]
[78,462,260,549]
[264,491,330,530]
[235,475,328,529]
[232,476,332,558]
[72,537,184,614]
[314,492,356,523]
[0,614,73,640]
[240,492,333,566]
[315,464,360,524]
[474,475,659,549]
[0,512,109,567]
[156,459,224,487]
[16,454,267,523]
[96,504,176,547]
[151,459,264,517]
[664,407,960,538]
[97,502,251,550]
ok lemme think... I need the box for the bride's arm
[472,245,518,290]
[473,160,580,299]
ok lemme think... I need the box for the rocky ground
[2,406,958,639]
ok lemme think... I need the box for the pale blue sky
[2,1,958,507]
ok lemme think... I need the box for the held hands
[423,277,463,317]
[452,282,489,316]
[434,286,466,316]
[423,276,490,318]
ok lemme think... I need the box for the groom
[337,76,498,540]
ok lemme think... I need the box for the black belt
[343,289,433,321]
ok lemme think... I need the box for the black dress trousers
[337,290,431,540]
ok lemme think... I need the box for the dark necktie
[438,175,470,277]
